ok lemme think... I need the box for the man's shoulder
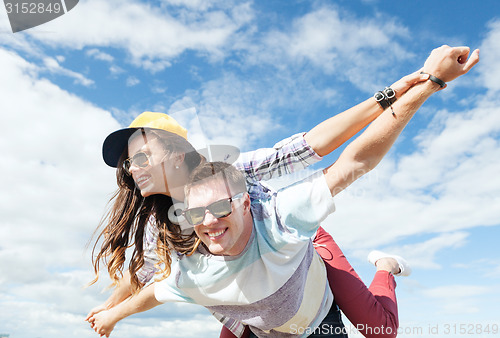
[274,171,335,232]
[276,171,326,201]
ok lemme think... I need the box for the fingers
[462,49,480,73]
[86,305,106,320]
[451,46,470,61]
[450,46,479,73]
[451,46,479,74]
[412,70,429,83]
[402,70,429,88]
[457,52,469,64]
[88,316,112,337]
[390,70,429,97]
[94,326,104,335]
[97,329,110,338]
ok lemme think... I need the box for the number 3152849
[5,2,62,14]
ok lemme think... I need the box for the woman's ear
[173,152,186,168]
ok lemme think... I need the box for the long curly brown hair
[89,129,203,293]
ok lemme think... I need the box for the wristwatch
[374,91,390,110]
[383,87,397,106]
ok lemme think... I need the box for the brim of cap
[103,128,241,168]
[102,127,140,168]
[197,145,240,164]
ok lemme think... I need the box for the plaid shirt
[232,132,323,181]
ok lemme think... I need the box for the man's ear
[242,193,251,214]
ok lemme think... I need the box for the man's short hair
[185,162,247,201]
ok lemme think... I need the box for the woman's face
[126,132,188,200]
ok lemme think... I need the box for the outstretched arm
[304,70,429,156]
[235,71,428,180]
[86,271,140,321]
[323,45,480,196]
[86,219,159,321]
[88,284,160,337]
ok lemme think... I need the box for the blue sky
[0,0,499,337]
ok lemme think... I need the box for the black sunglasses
[183,193,245,226]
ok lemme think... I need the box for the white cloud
[244,6,414,92]
[160,0,223,11]
[0,10,44,57]
[110,64,125,75]
[86,48,114,62]
[478,19,500,93]
[112,315,222,337]
[166,67,348,152]
[151,83,168,94]
[0,45,224,338]
[167,73,282,150]
[43,56,95,86]
[321,89,500,252]
[392,104,500,192]
[379,232,469,269]
[0,46,120,335]
[453,258,500,279]
[24,0,254,71]
[126,76,140,86]
[422,285,491,315]
[140,59,173,73]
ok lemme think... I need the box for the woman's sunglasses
[183,193,245,226]
[122,151,151,175]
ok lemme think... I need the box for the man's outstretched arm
[304,70,430,156]
[323,45,480,196]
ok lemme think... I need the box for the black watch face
[375,92,384,101]
[384,88,395,98]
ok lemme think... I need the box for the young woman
[88,70,434,337]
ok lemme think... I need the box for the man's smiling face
[187,176,251,256]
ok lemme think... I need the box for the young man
[88,45,479,337]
